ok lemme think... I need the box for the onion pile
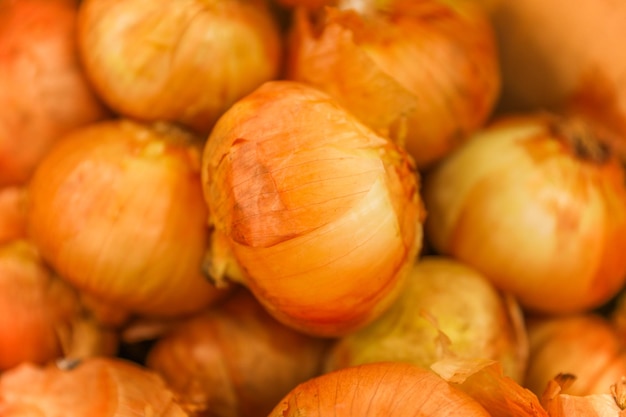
[5,0,626,415]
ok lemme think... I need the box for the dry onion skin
[524,313,626,398]
[0,357,190,417]
[0,240,79,371]
[324,256,528,383]
[27,119,228,318]
[77,0,283,135]
[146,288,330,417]
[285,0,500,169]
[541,375,626,417]
[268,361,492,416]
[423,113,626,314]
[0,186,27,245]
[0,0,109,187]
[202,80,424,337]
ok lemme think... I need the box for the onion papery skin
[0,357,189,417]
[77,0,283,135]
[524,313,626,398]
[324,256,528,383]
[27,119,227,317]
[0,0,110,187]
[202,80,424,337]
[285,0,500,169]
[268,361,492,416]
[423,113,626,314]
[0,240,80,371]
[146,288,330,417]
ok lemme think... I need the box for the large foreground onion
[77,0,283,134]
[286,0,500,169]
[202,80,424,337]
[268,361,492,416]
[0,0,109,186]
[0,357,189,416]
[27,119,228,317]
[324,256,528,383]
[423,113,626,314]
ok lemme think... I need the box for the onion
[479,0,626,139]
[0,186,27,245]
[524,313,626,397]
[202,80,424,337]
[422,112,626,314]
[77,0,283,135]
[0,0,110,187]
[0,357,190,416]
[27,119,229,317]
[145,288,330,417]
[0,240,79,371]
[285,0,500,169]
[324,256,528,383]
[268,361,492,416]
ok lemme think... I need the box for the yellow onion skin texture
[77,0,283,135]
[423,113,626,314]
[202,80,424,337]
[286,0,500,169]
[0,357,189,417]
[268,361,492,417]
[27,119,226,318]
[0,0,110,187]
[324,256,528,383]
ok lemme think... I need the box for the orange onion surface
[0,240,79,371]
[524,313,626,398]
[202,80,424,337]
[268,361,492,416]
[478,0,626,138]
[0,186,27,245]
[77,0,283,135]
[423,113,626,314]
[146,288,330,417]
[324,256,528,382]
[27,119,228,318]
[0,357,190,416]
[286,0,500,169]
[0,0,109,187]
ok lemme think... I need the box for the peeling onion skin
[0,357,190,417]
[0,240,80,371]
[324,256,529,383]
[202,80,424,337]
[285,0,500,170]
[27,119,228,317]
[146,288,330,417]
[423,113,626,314]
[525,313,626,397]
[77,0,283,135]
[0,0,110,187]
[268,361,492,417]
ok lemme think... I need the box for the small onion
[202,80,424,337]
[423,113,626,314]
[146,288,330,417]
[0,0,110,187]
[77,0,283,134]
[0,240,79,371]
[0,357,190,416]
[324,256,528,383]
[27,119,228,317]
[268,361,492,416]
[285,0,500,169]
[524,313,626,397]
